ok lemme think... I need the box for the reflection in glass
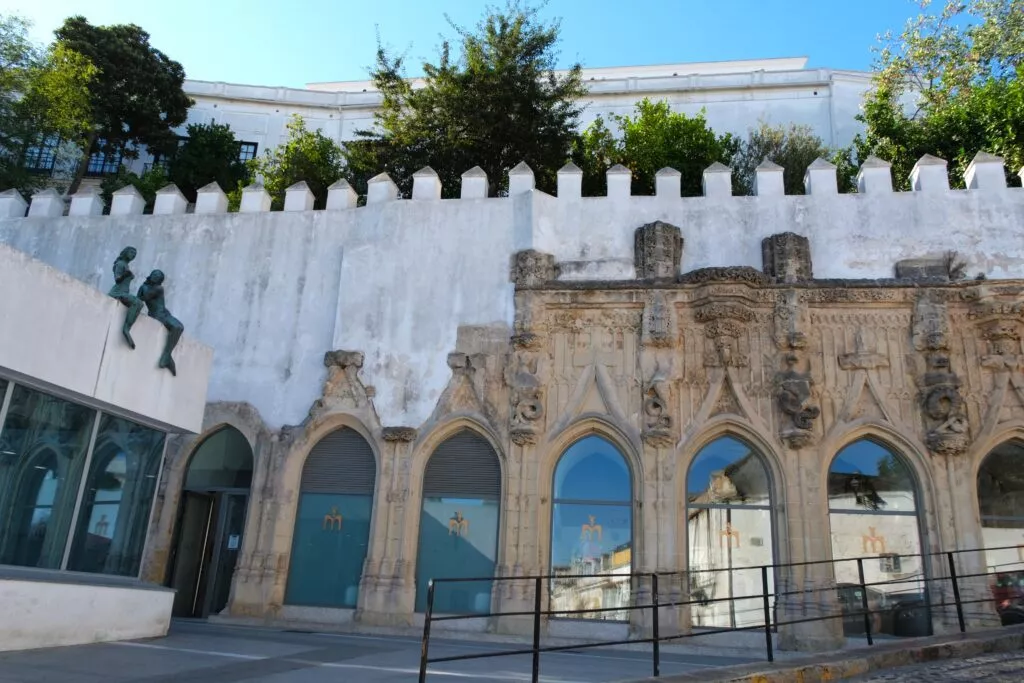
[67,414,166,576]
[977,441,1024,625]
[285,493,372,607]
[184,427,253,490]
[0,384,95,569]
[550,436,633,621]
[686,437,774,628]
[828,439,928,637]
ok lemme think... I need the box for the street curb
[624,625,1024,682]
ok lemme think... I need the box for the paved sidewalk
[0,620,757,682]
[848,651,1024,681]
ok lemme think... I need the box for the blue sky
[1,0,929,88]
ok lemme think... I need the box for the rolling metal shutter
[423,430,501,500]
[300,427,376,495]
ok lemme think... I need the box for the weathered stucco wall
[1,157,1022,430]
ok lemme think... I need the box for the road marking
[113,642,266,660]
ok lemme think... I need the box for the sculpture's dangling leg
[121,297,143,350]
[158,316,183,376]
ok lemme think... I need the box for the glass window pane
[285,493,372,608]
[554,436,631,502]
[550,502,632,620]
[0,384,95,569]
[978,441,1024,520]
[66,414,166,576]
[415,497,499,614]
[828,440,917,512]
[184,427,253,490]
[687,437,770,506]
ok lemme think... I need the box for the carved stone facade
[143,261,1024,651]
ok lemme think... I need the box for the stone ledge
[624,624,1024,683]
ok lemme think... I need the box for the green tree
[732,122,857,195]
[54,16,192,195]
[168,122,248,202]
[99,166,168,213]
[249,115,344,210]
[572,100,738,196]
[343,1,586,197]
[856,0,1024,189]
[0,15,93,194]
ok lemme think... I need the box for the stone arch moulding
[278,412,384,501]
[818,422,941,560]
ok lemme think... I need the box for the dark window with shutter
[299,427,376,494]
[423,430,500,500]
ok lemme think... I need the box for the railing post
[856,558,873,646]
[532,576,542,683]
[419,579,435,683]
[761,565,773,663]
[947,552,966,633]
[652,573,660,677]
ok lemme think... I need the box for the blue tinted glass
[829,439,917,512]
[687,437,770,506]
[554,436,631,502]
[415,498,499,614]
[285,493,372,608]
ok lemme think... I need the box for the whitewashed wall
[3,158,1022,432]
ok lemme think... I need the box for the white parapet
[68,187,104,217]
[461,166,489,199]
[910,154,949,192]
[702,162,732,198]
[857,156,893,194]
[326,179,358,209]
[240,183,272,213]
[284,181,315,211]
[110,186,146,216]
[195,181,228,214]
[367,173,399,204]
[557,162,582,199]
[153,184,188,215]
[28,189,65,218]
[754,159,785,197]
[606,164,631,199]
[804,157,838,195]
[0,189,28,218]
[965,152,1006,190]
[655,167,681,198]
[508,161,535,196]
[412,167,442,200]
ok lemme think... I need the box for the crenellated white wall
[2,154,1022,431]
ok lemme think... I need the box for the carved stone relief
[912,294,968,455]
[511,249,558,288]
[634,220,683,281]
[695,301,754,368]
[310,350,374,420]
[772,291,820,448]
[762,232,812,283]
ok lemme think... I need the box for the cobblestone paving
[851,651,1024,681]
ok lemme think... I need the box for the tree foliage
[732,122,855,195]
[168,122,248,202]
[343,1,586,198]
[0,15,93,194]
[99,165,168,213]
[856,0,1024,188]
[54,16,192,193]
[248,115,344,210]
[572,100,738,196]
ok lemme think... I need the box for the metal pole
[947,552,966,633]
[652,573,660,678]
[418,579,435,683]
[532,576,542,683]
[857,558,873,646]
[761,565,773,662]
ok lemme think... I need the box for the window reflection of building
[549,435,633,621]
[284,427,376,609]
[415,430,501,615]
[827,438,928,637]
[685,436,775,629]
[977,440,1024,625]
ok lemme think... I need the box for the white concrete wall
[0,244,213,432]
[0,575,173,651]
[2,163,1021,432]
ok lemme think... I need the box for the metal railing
[417,544,1024,682]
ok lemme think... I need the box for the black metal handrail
[417,543,1024,682]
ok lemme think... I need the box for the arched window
[686,436,775,628]
[977,441,1024,588]
[828,439,928,637]
[415,430,501,614]
[550,435,633,621]
[285,427,376,609]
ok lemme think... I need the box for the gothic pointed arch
[976,439,1024,586]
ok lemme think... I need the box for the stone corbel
[382,426,418,442]
[309,349,375,420]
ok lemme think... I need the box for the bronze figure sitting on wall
[108,247,143,349]
[138,270,184,376]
